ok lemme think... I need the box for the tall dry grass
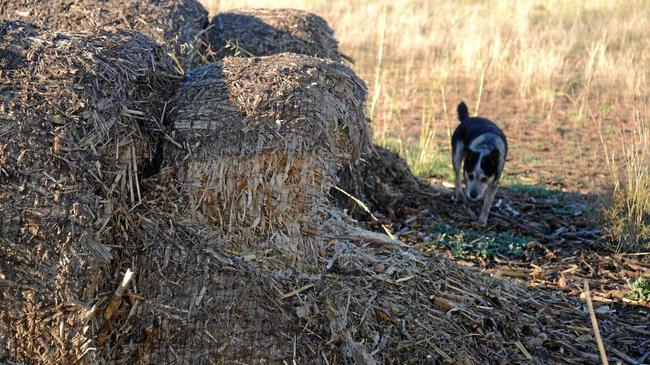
[200,0,650,250]
[596,106,650,251]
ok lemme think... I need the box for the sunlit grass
[597,107,650,251]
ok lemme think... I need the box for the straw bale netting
[165,52,371,239]
[90,191,298,363]
[0,0,208,72]
[0,20,174,363]
[208,8,346,62]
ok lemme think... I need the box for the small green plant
[625,277,650,302]
[426,223,530,258]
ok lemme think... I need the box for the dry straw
[0,20,175,363]
[208,8,346,61]
[0,0,209,72]
[165,52,371,240]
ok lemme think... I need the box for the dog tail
[457,101,470,123]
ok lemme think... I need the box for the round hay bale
[0,20,174,364]
[165,52,370,238]
[0,0,209,72]
[208,8,345,61]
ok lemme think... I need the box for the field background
[201,0,649,250]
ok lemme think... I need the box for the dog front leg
[478,183,498,225]
[452,149,465,202]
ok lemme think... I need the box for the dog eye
[468,174,474,180]
[480,177,488,183]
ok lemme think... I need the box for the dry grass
[597,108,650,251]
[200,0,650,248]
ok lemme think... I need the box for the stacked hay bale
[77,10,370,362]
[205,7,426,221]
[0,0,208,72]
[94,53,371,363]
[104,195,299,363]
[0,20,175,363]
[165,52,371,245]
[208,8,346,61]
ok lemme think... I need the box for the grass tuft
[597,108,650,251]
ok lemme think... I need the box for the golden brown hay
[0,20,174,363]
[0,0,208,72]
[207,8,345,61]
[165,52,371,238]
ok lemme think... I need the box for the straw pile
[0,20,174,363]
[208,8,346,61]
[165,52,371,240]
[332,145,437,220]
[92,201,645,364]
[0,0,208,72]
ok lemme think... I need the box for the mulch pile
[0,0,208,71]
[332,144,438,221]
[0,20,176,363]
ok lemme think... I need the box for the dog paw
[477,216,488,226]
[454,191,466,203]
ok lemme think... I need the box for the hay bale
[208,8,345,61]
[165,52,370,238]
[332,145,436,220]
[94,196,298,363]
[0,20,174,363]
[0,0,208,72]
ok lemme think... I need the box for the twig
[608,346,639,365]
[584,280,609,365]
[281,284,314,300]
[335,227,410,249]
[514,341,533,361]
[103,268,135,321]
[332,185,396,240]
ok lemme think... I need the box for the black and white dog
[451,101,507,225]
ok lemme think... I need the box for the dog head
[464,148,500,200]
